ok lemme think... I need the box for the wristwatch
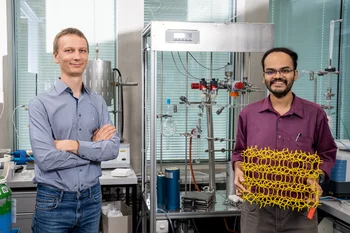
[319,173,325,185]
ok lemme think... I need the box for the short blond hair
[53,27,89,54]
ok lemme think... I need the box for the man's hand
[305,176,323,204]
[92,124,116,142]
[234,161,247,197]
[54,140,79,154]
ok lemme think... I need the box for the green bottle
[0,178,12,233]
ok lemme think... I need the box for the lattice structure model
[241,146,323,211]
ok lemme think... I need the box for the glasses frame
[263,68,295,76]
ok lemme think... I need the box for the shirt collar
[55,78,90,95]
[258,92,304,118]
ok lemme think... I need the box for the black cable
[113,68,124,141]
[176,52,200,80]
[170,52,200,80]
[188,52,227,70]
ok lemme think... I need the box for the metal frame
[141,21,274,233]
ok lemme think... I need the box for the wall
[116,0,144,174]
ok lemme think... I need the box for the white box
[102,201,132,233]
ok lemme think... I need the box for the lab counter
[6,168,138,233]
[6,167,137,188]
[319,200,350,224]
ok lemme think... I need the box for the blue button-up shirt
[28,79,120,191]
[232,93,337,180]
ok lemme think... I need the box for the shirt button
[79,128,82,131]
[79,114,81,117]
[80,169,82,172]
[278,135,281,138]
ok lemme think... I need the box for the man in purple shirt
[232,47,337,233]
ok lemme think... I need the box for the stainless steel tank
[83,59,113,106]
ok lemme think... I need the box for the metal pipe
[185,52,189,192]
[206,103,215,192]
[150,50,157,233]
[314,76,317,103]
[207,52,216,192]
[328,19,343,69]
[160,52,163,172]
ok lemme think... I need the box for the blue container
[157,172,166,210]
[165,167,180,211]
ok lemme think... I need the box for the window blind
[14,0,116,149]
[270,0,350,139]
[144,0,233,162]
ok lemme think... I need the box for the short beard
[266,78,294,98]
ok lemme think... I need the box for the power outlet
[156,220,169,233]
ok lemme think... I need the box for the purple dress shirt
[232,93,337,181]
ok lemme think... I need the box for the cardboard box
[102,201,132,233]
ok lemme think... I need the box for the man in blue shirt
[29,28,120,233]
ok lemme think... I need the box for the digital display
[174,33,186,39]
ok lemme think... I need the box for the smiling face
[263,52,299,98]
[53,34,88,79]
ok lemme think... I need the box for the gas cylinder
[0,154,12,233]
[0,182,12,233]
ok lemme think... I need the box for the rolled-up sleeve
[29,98,90,172]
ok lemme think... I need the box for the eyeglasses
[263,69,294,76]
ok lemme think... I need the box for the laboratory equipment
[165,167,180,211]
[308,19,343,130]
[10,150,34,165]
[100,143,131,169]
[157,172,166,209]
[162,99,177,137]
[83,47,136,168]
[141,21,274,233]
[0,153,12,233]
[322,140,350,198]
[83,46,137,155]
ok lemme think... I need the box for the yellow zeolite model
[241,146,323,211]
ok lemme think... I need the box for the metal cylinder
[226,161,235,197]
[165,167,180,211]
[157,172,166,210]
[83,59,113,106]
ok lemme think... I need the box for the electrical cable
[170,52,200,80]
[157,208,175,233]
[176,52,200,80]
[12,105,26,138]
[224,0,256,24]
[224,217,238,233]
[113,68,124,141]
[191,219,200,233]
[188,52,226,71]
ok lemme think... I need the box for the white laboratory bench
[319,200,350,233]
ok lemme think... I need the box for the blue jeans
[32,183,102,233]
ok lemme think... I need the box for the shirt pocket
[286,132,314,153]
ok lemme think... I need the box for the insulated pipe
[328,19,343,69]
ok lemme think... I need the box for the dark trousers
[240,201,318,233]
